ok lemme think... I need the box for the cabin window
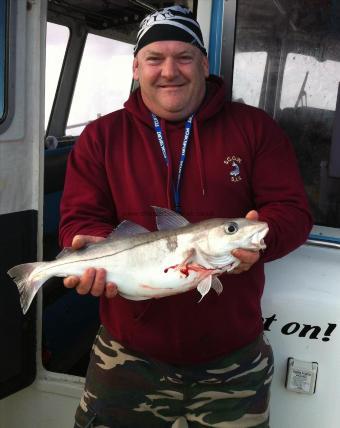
[66,34,134,136]
[0,0,7,122]
[233,0,340,229]
[232,51,267,106]
[281,53,340,111]
[45,23,70,129]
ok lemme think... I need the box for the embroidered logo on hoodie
[224,156,242,182]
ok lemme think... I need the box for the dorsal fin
[109,220,150,239]
[152,206,190,231]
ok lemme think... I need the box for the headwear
[134,5,207,56]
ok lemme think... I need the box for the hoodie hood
[124,75,227,126]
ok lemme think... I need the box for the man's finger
[232,249,260,264]
[71,234,105,250]
[90,268,106,297]
[64,276,80,288]
[105,282,118,299]
[245,210,259,221]
[71,235,87,250]
[76,268,96,295]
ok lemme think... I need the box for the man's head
[133,5,209,121]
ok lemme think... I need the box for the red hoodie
[60,76,313,364]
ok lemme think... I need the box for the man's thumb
[245,210,259,221]
[72,235,86,250]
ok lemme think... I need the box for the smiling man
[60,5,313,428]
[133,40,209,120]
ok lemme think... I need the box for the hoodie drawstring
[193,118,206,198]
[160,118,174,210]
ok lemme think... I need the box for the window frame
[0,0,16,133]
[65,32,134,136]
[0,0,7,123]
[45,22,71,132]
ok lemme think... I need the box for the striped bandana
[134,5,207,56]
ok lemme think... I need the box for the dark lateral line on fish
[35,231,191,275]
[36,220,221,275]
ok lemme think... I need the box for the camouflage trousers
[74,326,274,428]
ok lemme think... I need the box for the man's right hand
[63,235,118,299]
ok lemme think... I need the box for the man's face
[133,41,209,121]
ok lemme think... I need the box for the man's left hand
[229,210,261,274]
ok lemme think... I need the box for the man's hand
[229,210,261,274]
[63,235,118,298]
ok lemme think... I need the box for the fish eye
[225,222,238,234]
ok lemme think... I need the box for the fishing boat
[0,1,339,426]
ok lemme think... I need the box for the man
[60,5,313,428]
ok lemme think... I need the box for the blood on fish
[164,263,214,278]
[141,284,172,290]
[164,264,190,277]
[164,248,197,277]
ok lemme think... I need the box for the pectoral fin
[197,276,212,302]
[212,277,223,295]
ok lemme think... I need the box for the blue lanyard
[151,113,194,213]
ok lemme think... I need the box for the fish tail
[7,262,47,314]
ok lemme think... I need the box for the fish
[7,207,269,314]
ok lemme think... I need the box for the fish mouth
[250,225,269,250]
